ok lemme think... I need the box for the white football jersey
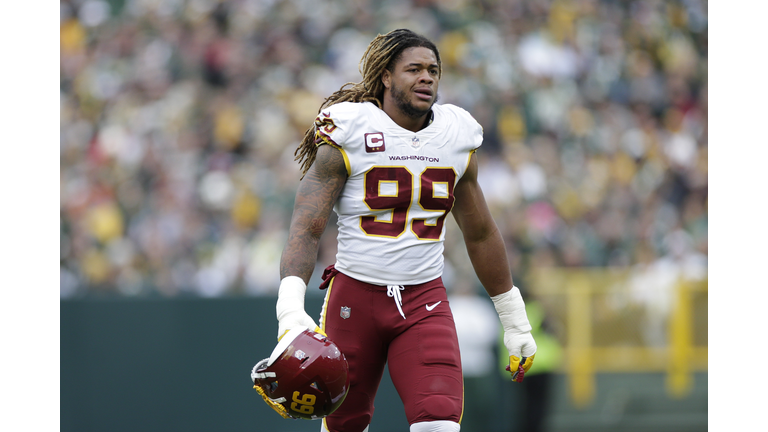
[314,101,483,285]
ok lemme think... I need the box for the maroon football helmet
[251,326,350,420]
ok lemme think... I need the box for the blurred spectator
[61,0,707,298]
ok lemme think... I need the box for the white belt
[386,285,406,319]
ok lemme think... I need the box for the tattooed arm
[280,144,348,283]
[274,144,347,339]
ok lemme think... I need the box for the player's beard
[391,82,438,119]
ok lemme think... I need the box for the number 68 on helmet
[251,326,350,420]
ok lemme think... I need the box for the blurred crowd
[60,0,707,298]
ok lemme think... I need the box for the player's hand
[276,276,325,340]
[277,309,322,341]
[503,332,536,382]
[492,287,537,382]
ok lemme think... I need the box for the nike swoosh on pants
[426,301,442,311]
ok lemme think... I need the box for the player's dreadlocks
[294,28,442,177]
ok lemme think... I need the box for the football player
[271,28,537,432]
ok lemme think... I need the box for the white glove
[491,286,537,381]
[276,276,323,341]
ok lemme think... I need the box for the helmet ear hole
[269,381,279,393]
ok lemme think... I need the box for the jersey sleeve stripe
[314,130,350,175]
[339,148,351,176]
[314,129,340,149]
[461,148,477,177]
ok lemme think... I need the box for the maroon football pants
[318,270,464,432]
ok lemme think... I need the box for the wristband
[491,286,532,334]
[276,276,307,321]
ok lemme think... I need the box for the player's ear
[381,69,391,89]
